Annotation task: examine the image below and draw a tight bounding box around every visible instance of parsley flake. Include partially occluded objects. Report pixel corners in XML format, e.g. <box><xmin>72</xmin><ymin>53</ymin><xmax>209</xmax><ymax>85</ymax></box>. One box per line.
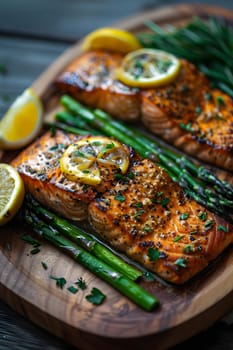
<box><xmin>180</xmin><ymin>213</ymin><xmax>189</xmax><ymax>220</ymax></box>
<box><xmin>41</xmin><ymin>261</ymin><xmax>48</xmax><ymax>270</ymax></box>
<box><xmin>183</xmin><ymin>245</ymin><xmax>194</xmax><ymax>254</ymax></box>
<box><xmin>67</xmin><ymin>286</ymin><xmax>79</xmax><ymax>294</ymax></box>
<box><xmin>204</xmin><ymin>220</ymin><xmax>214</xmax><ymax>230</ymax></box>
<box><xmin>21</xmin><ymin>234</ymin><xmax>41</xmax><ymax>247</ymax></box>
<box><xmin>148</xmin><ymin>248</ymin><xmax>160</xmax><ymax>261</ymax></box>
<box><xmin>50</xmin><ymin>275</ymin><xmax>67</xmax><ymax>289</ymax></box>
<box><xmin>217</xmin><ymin>225</ymin><xmax>228</xmax><ymax>233</ymax></box>
<box><xmin>75</xmin><ymin>277</ymin><xmax>87</xmax><ymax>290</ymax></box>
<box><xmin>173</xmin><ymin>235</ymin><xmax>184</xmax><ymax>242</ymax></box>
<box><xmin>30</xmin><ymin>247</ymin><xmax>40</xmax><ymax>255</ymax></box>
<box><xmin>114</xmin><ymin>195</ymin><xmax>125</xmax><ymax>202</ymax></box>
<box><xmin>127</xmin><ymin>172</ymin><xmax>135</xmax><ymax>179</ymax></box>
<box><xmin>85</xmin><ymin>287</ymin><xmax>106</xmax><ymax>305</ymax></box>
<box><xmin>174</xmin><ymin>258</ymin><xmax>187</xmax><ymax>268</ymax></box>
<box><xmin>197</xmin><ymin>211</ymin><xmax>207</xmax><ymax>221</ymax></box>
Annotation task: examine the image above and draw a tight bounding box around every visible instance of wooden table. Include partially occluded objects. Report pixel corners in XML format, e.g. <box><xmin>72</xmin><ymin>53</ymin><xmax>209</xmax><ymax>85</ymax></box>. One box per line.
<box><xmin>1</xmin><ymin>1</ymin><xmax>233</xmax><ymax>349</ymax></box>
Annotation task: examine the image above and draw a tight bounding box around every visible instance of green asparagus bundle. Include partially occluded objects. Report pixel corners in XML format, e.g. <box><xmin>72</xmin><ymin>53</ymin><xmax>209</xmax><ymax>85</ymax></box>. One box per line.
<box><xmin>26</xmin><ymin>195</ymin><xmax>142</xmax><ymax>281</ymax></box>
<box><xmin>24</xmin><ymin>204</ymin><xmax>158</xmax><ymax>311</ymax></box>
<box><xmin>54</xmin><ymin>95</ymin><xmax>233</xmax><ymax>223</ymax></box>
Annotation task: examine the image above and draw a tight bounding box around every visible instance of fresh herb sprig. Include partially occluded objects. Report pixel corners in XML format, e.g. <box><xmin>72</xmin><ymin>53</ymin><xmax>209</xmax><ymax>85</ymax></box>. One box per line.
<box><xmin>137</xmin><ymin>16</ymin><xmax>233</xmax><ymax>97</ymax></box>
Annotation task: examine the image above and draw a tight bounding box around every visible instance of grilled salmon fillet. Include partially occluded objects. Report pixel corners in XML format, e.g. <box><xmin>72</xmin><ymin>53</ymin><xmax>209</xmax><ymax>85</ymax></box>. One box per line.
<box><xmin>88</xmin><ymin>158</ymin><xmax>233</xmax><ymax>284</ymax></box>
<box><xmin>11</xmin><ymin>130</ymin><xmax>133</xmax><ymax>221</ymax></box>
<box><xmin>56</xmin><ymin>50</ymin><xmax>140</xmax><ymax>121</ymax></box>
<box><xmin>55</xmin><ymin>51</ymin><xmax>233</xmax><ymax>171</ymax></box>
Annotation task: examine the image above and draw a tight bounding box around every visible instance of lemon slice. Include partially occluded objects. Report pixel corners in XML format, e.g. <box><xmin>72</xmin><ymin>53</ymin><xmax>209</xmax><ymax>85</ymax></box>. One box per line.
<box><xmin>60</xmin><ymin>136</ymin><xmax>130</xmax><ymax>186</ymax></box>
<box><xmin>115</xmin><ymin>48</ymin><xmax>181</xmax><ymax>88</ymax></box>
<box><xmin>0</xmin><ymin>163</ymin><xmax>25</xmax><ymax>226</ymax></box>
<box><xmin>81</xmin><ymin>27</ymin><xmax>142</xmax><ymax>54</ymax></box>
<box><xmin>0</xmin><ymin>88</ymin><xmax>43</xmax><ymax>150</ymax></box>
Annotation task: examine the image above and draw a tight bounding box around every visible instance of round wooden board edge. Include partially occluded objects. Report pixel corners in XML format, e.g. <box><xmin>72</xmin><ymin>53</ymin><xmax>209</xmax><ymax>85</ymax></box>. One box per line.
<box><xmin>1</xmin><ymin>3</ymin><xmax>233</xmax><ymax>350</ymax></box>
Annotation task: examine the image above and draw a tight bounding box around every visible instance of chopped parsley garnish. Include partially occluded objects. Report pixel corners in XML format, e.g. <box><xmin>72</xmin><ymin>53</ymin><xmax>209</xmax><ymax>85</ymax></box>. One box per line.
<box><xmin>134</xmin><ymin>202</ymin><xmax>143</xmax><ymax>208</ymax></box>
<box><xmin>197</xmin><ymin>211</ymin><xmax>207</xmax><ymax>221</ymax></box>
<box><xmin>204</xmin><ymin>220</ymin><xmax>214</xmax><ymax>230</ymax></box>
<box><xmin>75</xmin><ymin>277</ymin><xmax>87</xmax><ymax>290</ymax></box>
<box><xmin>50</xmin><ymin>275</ymin><xmax>67</xmax><ymax>289</ymax></box>
<box><xmin>114</xmin><ymin>173</ymin><xmax>125</xmax><ymax>181</ymax></box>
<box><xmin>179</xmin><ymin>122</ymin><xmax>194</xmax><ymax>133</ymax></box>
<box><xmin>114</xmin><ymin>195</ymin><xmax>125</xmax><ymax>202</ymax></box>
<box><xmin>67</xmin><ymin>286</ymin><xmax>79</xmax><ymax>294</ymax></box>
<box><xmin>127</xmin><ymin>172</ymin><xmax>135</xmax><ymax>179</ymax></box>
<box><xmin>179</xmin><ymin>213</ymin><xmax>189</xmax><ymax>220</ymax></box>
<box><xmin>173</xmin><ymin>235</ymin><xmax>184</xmax><ymax>242</ymax></box>
<box><xmin>148</xmin><ymin>248</ymin><xmax>160</xmax><ymax>261</ymax></box>
<box><xmin>41</xmin><ymin>261</ymin><xmax>48</xmax><ymax>270</ymax></box>
<box><xmin>216</xmin><ymin>95</ymin><xmax>225</xmax><ymax>107</ymax></box>
<box><xmin>134</xmin><ymin>209</ymin><xmax>145</xmax><ymax>218</ymax></box>
<box><xmin>82</xmin><ymin>169</ymin><xmax>90</xmax><ymax>174</ymax></box>
<box><xmin>195</xmin><ymin>106</ymin><xmax>202</xmax><ymax>114</ymax></box>
<box><xmin>92</xmin><ymin>141</ymin><xmax>102</xmax><ymax>146</ymax></box>
<box><xmin>143</xmin><ymin>226</ymin><xmax>152</xmax><ymax>233</ymax></box>
<box><xmin>85</xmin><ymin>287</ymin><xmax>106</xmax><ymax>305</ymax></box>
<box><xmin>183</xmin><ymin>245</ymin><xmax>194</xmax><ymax>254</ymax></box>
<box><xmin>73</xmin><ymin>150</ymin><xmax>86</xmax><ymax>158</ymax></box>
<box><xmin>161</xmin><ymin>197</ymin><xmax>169</xmax><ymax>207</ymax></box>
<box><xmin>21</xmin><ymin>234</ymin><xmax>40</xmax><ymax>247</ymax></box>
<box><xmin>30</xmin><ymin>247</ymin><xmax>40</xmax><ymax>255</ymax></box>
<box><xmin>156</xmin><ymin>191</ymin><xmax>163</xmax><ymax>197</ymax></box>
<box><xmin>217</xmin><ymin>225</ymin><xmax>228</xmax><ymax>233</ymax></box>
<box><xmin>101</xmin><ymin>143</ymin><xmax>115</xmax><ymax>154</ymax></box>
<box><xmin>174</xmin><ymin>258</ymin><xmax>187</xmax><ymax>268</ymax></box>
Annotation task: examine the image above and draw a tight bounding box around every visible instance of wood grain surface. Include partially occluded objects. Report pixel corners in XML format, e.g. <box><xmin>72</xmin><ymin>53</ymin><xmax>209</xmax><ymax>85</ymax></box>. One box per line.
<box><xmin>1</xmin><ymin>3</ymin><xmax>233</xmax><ymax>350</ymax></box>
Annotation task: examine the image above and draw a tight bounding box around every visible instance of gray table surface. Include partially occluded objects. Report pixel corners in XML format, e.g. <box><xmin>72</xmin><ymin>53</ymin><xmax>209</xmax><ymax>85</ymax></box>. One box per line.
<box><xmin>1</xmin><ymin>1</ymin><xmax>233</xmax><ymax>349</ymax></box>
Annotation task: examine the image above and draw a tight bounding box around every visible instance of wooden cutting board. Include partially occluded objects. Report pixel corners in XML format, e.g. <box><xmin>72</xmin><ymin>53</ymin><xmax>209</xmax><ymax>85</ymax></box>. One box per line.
<box><xmin>1</xmin><ymin>4</ymin><xmax>233</xmax><ymax>350</ymax></box>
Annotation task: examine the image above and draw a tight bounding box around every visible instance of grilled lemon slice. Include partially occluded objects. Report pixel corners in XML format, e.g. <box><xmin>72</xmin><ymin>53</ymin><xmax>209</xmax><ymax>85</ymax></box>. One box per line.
<box><xmin>115</xmin><ymin>48</ymin><xmax>181</xmax><ymax>88</ymax></box>
<box><xmin>60</xmin><ymin>136</ymin><xmax>130</xmax><ymax>185</ymax></box>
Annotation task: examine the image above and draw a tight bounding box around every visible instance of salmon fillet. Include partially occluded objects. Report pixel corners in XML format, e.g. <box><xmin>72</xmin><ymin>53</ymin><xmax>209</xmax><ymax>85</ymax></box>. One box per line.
<box><xmin>11</xmin><ymin>130</ymin><xmax>133</xmax><ymax>221</ymax></box>
<box><xmin>88</xmin><ymin>158</ymin><xmax>233</xmax><ymax>284</ymax></box>
<box><xmin>55</xmin><ymin>51</ymin><xmax>233</xmax><ymax>171</ymax></box>
<box><xmin>56</xmin><ymin>50</ymin><xmax>140</xmax><ymax>121</ymax></box>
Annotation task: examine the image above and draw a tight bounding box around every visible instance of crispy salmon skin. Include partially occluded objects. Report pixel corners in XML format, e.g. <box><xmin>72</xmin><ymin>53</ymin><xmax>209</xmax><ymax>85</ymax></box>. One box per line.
<box><xmin>89</xmin><ymin>158</ymin><xmax>233</xmax><ymax>284</ymax></box>
<box><xmin>56</xmin><ymin>51</ymin><xmax>233</xmax><ymax>171</ymax></box>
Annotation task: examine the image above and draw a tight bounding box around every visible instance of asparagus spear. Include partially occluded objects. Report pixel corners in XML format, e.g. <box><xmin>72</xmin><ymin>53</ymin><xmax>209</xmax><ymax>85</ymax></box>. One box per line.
<box><xmin>26</xmin><ymin>195</ymin><xmax>142</xmax><ymax>281</ymax></box>
<box><xmin>24</xmin><ymin>209</ymin><xmax>159</xmax><ymax>311</ymax></box>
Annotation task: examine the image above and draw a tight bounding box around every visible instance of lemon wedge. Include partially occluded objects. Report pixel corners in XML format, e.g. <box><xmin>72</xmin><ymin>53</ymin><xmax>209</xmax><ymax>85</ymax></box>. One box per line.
<box><xmin>0</xmin><ymin>88</ymin><xmax>43</xmax><ymax>150</ymax></box>
<box><xmin>60</xmin><ymin>136</ymin><xmax>130</xmax><ymax>186</ymax></box>
<box><xmin>81</xmin><ymin>27</ymin><xmax>142</xmax><ymax>54</ymax></box>
<box><xmin>0</xmin><ymin>163</ymin><xmax>25</xmax><ymax>226</ymax></box>
<box><xmin>115</xmin><ymin>48</ymin><xmax>181</xmax><ymax>88</ymax></box>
